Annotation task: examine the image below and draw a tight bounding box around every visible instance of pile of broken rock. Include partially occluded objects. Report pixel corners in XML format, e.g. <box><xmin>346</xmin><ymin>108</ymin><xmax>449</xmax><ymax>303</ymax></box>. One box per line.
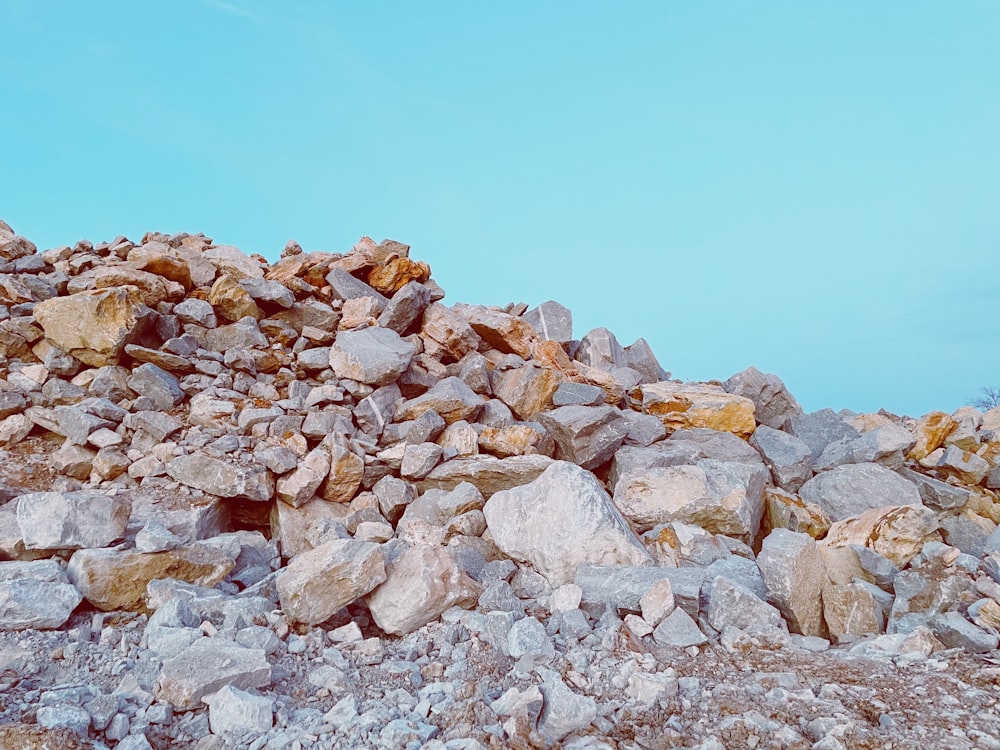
<box><xmin>1</xmin><ymin>217</ymin><xmax>1000</xmax><ymax>749</ymax></box>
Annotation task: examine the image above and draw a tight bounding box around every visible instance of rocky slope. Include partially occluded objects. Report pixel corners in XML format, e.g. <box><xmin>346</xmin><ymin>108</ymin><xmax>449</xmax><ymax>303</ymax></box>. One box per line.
<box><xmin>0</xmin><ymin>218</ymin><xmax>999</xmax><ymax>749</ymax></box>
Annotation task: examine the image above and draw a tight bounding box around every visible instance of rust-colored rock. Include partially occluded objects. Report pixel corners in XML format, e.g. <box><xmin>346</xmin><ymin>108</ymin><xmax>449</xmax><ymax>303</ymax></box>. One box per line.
<box><xmin>908</xmin><ymin>411</ymin><xmax>958</xmax><ymax>461</ymax></box>
<box><xmin>368</xmin><ymin>256</ymin><xmax>431</xmax><ymax>294</ymax></box>
<box><xmin>454</xmin><ymin>304</ymin><xmax>538</xmax><ymax>358</ymax></box>
<box><xmin>491</xmin><ymin>364</ymin><xmax>563</xmax><ymax>420</ymax></box>
<box><xmin>821</xmin><ymin>504</ymin><xmax>942</xmax><ymax>569</ymax></box>
<box><xmin>421</xmin><ymin>303</ymin><xmax>481</xmax><ymax>361</ymax></box>
<box><xmin>209</xmin><ymin>274</ymin><xmax>262</xmax><ymax>322</ymax></box>
<box><xmin>637</xmin><ymin>381</ymin><xmax>756</xmax><ymax>438</ymax></box>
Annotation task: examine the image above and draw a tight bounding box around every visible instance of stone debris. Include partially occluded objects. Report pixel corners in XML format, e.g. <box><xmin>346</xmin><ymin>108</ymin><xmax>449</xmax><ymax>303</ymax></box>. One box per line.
<box><xmin>0</xmin><ymin>220</ymin><xmax>998</xmax><ymax>748</ymax></box>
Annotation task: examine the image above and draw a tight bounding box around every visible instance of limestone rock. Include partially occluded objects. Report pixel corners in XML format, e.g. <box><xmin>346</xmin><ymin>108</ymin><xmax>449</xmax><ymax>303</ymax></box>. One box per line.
<box><xmin>322</xmin><ymin>440</ymin><xmax>365</xmax><ymax>504</ymax></box>
<box><xmin>366</xmin><ymin>545</ymin><xmax>480</xmax><ymax>635</ymax></box>
<box><xmin>203</xmin><ymin>685</ymin><xmax>274</xmax><ymax>735</ymax></box>
<box><xmin>420</xmin><ymin>303</ymin><xmax>481</xmax><ymax>361</ymax></box>
<box><xmin>705</xmin><ymin>576</ymin><xmax>785</xmax><ymax>633</ymax></box>
<box><xmin>575</xmin><ymin>327</ymin><xmax>627</xmax><ymax>372</ymax></box>
<box><xmin>328</xmin><ymin>326</ymin><xmax>415</xmax><ymax>387</ymax></box>
<box><xmin>395</xmin><ymin>376</ymin><xmax>485</xmax><ymax>424</ymax></box>
<box><xmin>536</xmin><ymin>405</ymin><xmax>629</xmax><ymax>470</ymax></box>
<box><xmin>652</xmin><ymin>607</ymin><xmax>707</xmax><ymax>648</ymax></box>
<box><xmin>724</xmin><ymin>366</ymin><xmax>801</xmax><ymax>430</ymax></box>
<box><xmin>638</xmin><ymin>381</ymin><xmax>756</xmax><ymax>438</ymax></box>
<box><xmin>16</xmin><ymin>491</ymin><xmax>130</xmax><ymax>550</ymax></box>
<box><xmin>66</xmin><ymin>543</ymin><xmax>234</xmax><ymax>611</ymax></box>
<box><xmin>763</xmin><ymin>487</ymin><xmax>831</xmax><ymax>539</ymax></box>
<box><xmin>750</xmin><ymin>426</ymin><xmax>813</xmax><ymax>492</ymax></box>
<box><xmin>936</xmin><ymin>445</ymin><xmax>990</xmax><ymax>485</ymax></box>
<box><xmin>0</xmin><ymin>560</ymin><xmax>82</xmax><ymax>630</ymax></box>
<box><xmin>798</xmin><ymin>463</ymin><xmax>921</xmax><ymax>523</ymax></box>
<box><xmin>483</xmin><ymin>461</ymin><xmax>651</xmax><ymax>586</ymax></box>
<box><xmin>127</xmin><ymin>363</ymin><xmax>184</xmax><ymax>409</ymax></box>
<box><xmin>491</xmin><ymin>364</ymin><xmax>564</xmax><ymax>420</ymax></box>
<box><xmin>523</xmin><ymin>300</ymin><xmax>573</xmax><ymax>342</ymax></box>
<box><xmin>757</xmin><ymin>529</ymin><xmax>827</xmax><ymax>637</ymax></box>
<box><xmin>156</xmin><ymin>639</ymin><xmax>271</xmax><ymax>711</ymax></box>
<box><xmin>908</xmin><ymin>411</ymin><xmax>957</xmax><ymax>461</ymax></box>
<box><xmin>208</xmin><ymin>274</ymin><xmax>261</xmax><ymax>322</ymax></box>
<box><xmin>0</xmin><ymin>219</ymin><xmax>37</xmax><ymax>261</ymax></box>
<box><xmin>897</xmin><ymin>467</ymin><xmax>971</xmax><ymax>510</ymax></box>
<box><xmin>276</xmin><ymin>538</ymin><xmax>386</xmax><ymax>625</ymax></box>
<box><xmin>377</xmin><ymin>281</ymin><xmax>431</xmax><ymax>334</ymax></box>
<box><xmin>788</xmin><ymin>409</ymin><xmax>860</xmax><ymax>462</ymax></box>
<box><xmin>823</xmin><ymin>581</ymin><xmax>883</xmax><ymax>644</ymax></box>
<box><xmin>33</xmin><ymin>287</ymin><xmax>152</xmax><ymax>366</ymax></box>
<box><xmin>454</xmin><ymin>303</ymin><xmax>538</xmax><ymax>358</ymax></box>
<box><xmin>612</xmin><ymin>459</ymin><xmax>767</xmax><ymax>540</ymax></box>
<box><xmin>276</xmin><ymin>447</ymin><xmax>330</xmax><ymax>508</ymax></box>
<box><xmin>821</xmin><ymin>504</ymin><xmax>942</xmax><ymax>568</ymax></box>
<box><xmin>536</xmin><ymin>672</ymin><xmax>597</xmax><ymax>746</ymax></box>
<box><xmin>166</xmin><ymin>453</ymin><xmax>274</xmax><ymax>502</ymax></box>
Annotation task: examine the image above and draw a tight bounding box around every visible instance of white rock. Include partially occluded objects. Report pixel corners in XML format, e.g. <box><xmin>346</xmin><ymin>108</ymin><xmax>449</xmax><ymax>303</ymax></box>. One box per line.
<box><xmin>203</xmin><ymin>684</ymin><xmax>274</xmax><ymax>735</ymax></box>
<box><xmin>16</xmin><ymin>490</ymin><xmax>131</xmax><ymax>550</ymax></box>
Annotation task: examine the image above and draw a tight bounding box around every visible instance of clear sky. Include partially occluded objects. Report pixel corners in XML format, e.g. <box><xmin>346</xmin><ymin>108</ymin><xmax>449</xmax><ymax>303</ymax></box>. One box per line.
<box><xmin>2</xmin><ymin>1</ymin><xmax>998</xmax><ymax>418</ymax></box>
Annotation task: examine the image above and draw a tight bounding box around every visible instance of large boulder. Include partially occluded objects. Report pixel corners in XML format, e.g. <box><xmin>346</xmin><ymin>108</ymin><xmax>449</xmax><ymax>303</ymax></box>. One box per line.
<box><xmin>166</xmin><ymin>453</ymin><xmax>274</xmax><ymax>502</ymax></box>
<box><xmin>757</xmin><ymin>529</ymin><xmax>827</xmax><ymax>637</ymax></box>
<box><xmin>395</xmin><ymin>376</ymin><xmax>485</xmax><ymax>425</ymax></box>
<box><xmin>483</xmin><ymin>461</ymin><xmax>651</xmax><ymax>586</ymax></box>
<box><xmin>416</xmin><ymin>454</ymin><xmax>555</xmax><ymax>497</ymax></box>
<box><xmin>155</xmin><ymin>640</ymin><xmax>271</xmax><ymax>711</ymax></box>
<box><xmin>750</xmin><ymin>425</ymin><xmax>812</xmax><ymax>492</ymax></box>
<box><xmin>821</xmin><ymin>504</ymin><xmax>942</xmax><ymax>568</ymax></box>
<box><xmin>637</xmin><ymin>381</ymin><xmax>756</xmax><ymax>438</ymax></box>
<box><xmin>724</xmin><ymin>366</ymin><xmax>801</xmax><ymax>430</ymax></box>
<box><xmin>16</xmin><ymin>491</ymin><xmax>131</xmax><ymax>550</ymax></box>
<box><xmin>0</xmin><ymin>560</ymin><xmax>82</xmax><ymax>630</ymax></box>
<box><xmin>798</xmin><ymin>463</ymin><xmax>921</xmax><ymax>522</ymax></box>
<box><xmin>33</xmin><ymin>287</ymin><xmax>152</xmax><ymax>366</ymax></box>
<box><xmin>536</xmin><ymin>405</ymin><xmax>629</xmax><ymax>470</ymax></box>
<box><xmin>328</xmin><ymin>326</ymin><xmax>415</xmax><ymax>386</ymax></box>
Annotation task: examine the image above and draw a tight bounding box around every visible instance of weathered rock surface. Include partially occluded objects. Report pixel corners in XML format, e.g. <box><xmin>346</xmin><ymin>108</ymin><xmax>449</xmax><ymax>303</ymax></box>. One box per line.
<box><xmin>156</xmin><ymin>639</ymin><xmax>271</xmax><ymax>711</ymax></box>
<box><xmin>0</xmin><ymin>560</ymin><xmax>82</xmax><ymax>629</ymax></box>
<box><xmin>638</xmin><ymin>381</ymin><xmax>756</xmax><ymax>437</ymax></box>
<box><xmin>327</xmin><ymin>326</ymin><xmax>415</xmax><ymax>386</ymax></box>
<box><xmin>757</xmin><ymin>529</ymin><xmax>827</xmax><ymax>637</ymax></box>
<box><xmin>798</xmin><ymin>462</ymin><xmax>921</xmax><ymax>522</ymax></box>
<box><xmin>16</xmin><ymin>491</ymin><xmax>130</xmax><ymax>550</ymax></box>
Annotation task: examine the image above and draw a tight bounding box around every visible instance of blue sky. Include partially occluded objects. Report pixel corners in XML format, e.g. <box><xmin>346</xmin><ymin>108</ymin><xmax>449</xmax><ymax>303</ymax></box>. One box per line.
<box><xmin>2</xmin><ymin>1</ymin><xmax>998</xmax><ymax>418</ymax></box>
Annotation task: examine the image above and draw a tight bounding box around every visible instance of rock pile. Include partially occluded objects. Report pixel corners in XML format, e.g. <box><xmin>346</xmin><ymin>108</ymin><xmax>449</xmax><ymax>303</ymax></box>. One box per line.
<box><xmin>1</xmin><ymin>218</ymin><xmax>1000</xmax><ymax>748</ymax></box>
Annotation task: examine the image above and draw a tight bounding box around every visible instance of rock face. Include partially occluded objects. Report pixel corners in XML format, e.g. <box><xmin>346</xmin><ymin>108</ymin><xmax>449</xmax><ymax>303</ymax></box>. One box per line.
<box><xmin>724</xmin><ymin>366</ymin><xmax>801</xmax><ymax>430</ymax></box>
<box><xmin>484</xmin><ymin>461</ymin><xmax>651</xmax><ymax>585</ymax></box>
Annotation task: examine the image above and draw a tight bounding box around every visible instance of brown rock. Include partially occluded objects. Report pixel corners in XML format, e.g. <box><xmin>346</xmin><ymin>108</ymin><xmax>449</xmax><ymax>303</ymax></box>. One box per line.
<box><xmin>368</xmin><ymin>256</ymin><xmax>431</xmax><ymax>294</ymax></box>
<box><xmin>908</xmin><ymin>411</ymin><xmax>958</xmax><ymax>461</ymax></box>
<box><xmin>454</xmin><ymin>304</ymin><xmax>538</xmax><ymax>358</ymax></box>
<box><xmin>127</xmin><ymin>242</ymin><xmax>194</xmax><ymax>289</ymax></box>
<box><xmin>420</xmin><ymin>303</ymin><xmax>481</xmax><ymax>361</ymax></box>
<box><xmin>93</xmin><ymin>267</ymin><xmax>185</xmax><ymax>306</ymax></box>
<box><xmin>637</xmin><ymin>381</ymin><xmax>756</xmax><ymax>438</ymax></box>
<box><xmin>270</xmin><ymin>497</ymin><xmax>350</xmax><ymax>559</ymax></box>
<box><xmin>823</xmin><ymin>581</ymin><xmax>883</xmax><ymax>644</ymax></box>
<box><xmin>66</xmin><ymin>543</ymin><xmax>234</xmax><ymax>612</ymax></box>
<box><xmin>763</xmin><ymin>487</ymin><xmax>831</xmax><ymax>539</ymax></box>
<box><xmin>0</xmin><ymin>220</ymin><xmax>37</xmax><ymax>261</ymax></box>
<box><xmin>124</xmin><ymin>344</ymin><xmax>196</xmax><ymax>373</ymax></box>
<box><xmin>822</xmin><ymin>504</ymin><xmax>942</xmax><ymax>568</ymax></box>
<box><xmin>478</xmin><ymin>425</ymin><xmax>548</xmax><ymax>457</ymax></box>
<box><xmin>416</xmin><ymin>454</ymin><xmax>555</xmax><ymax>498</ymax></box>
<box><xmin>209</xmin><ymin>274</ymin><xmax>262</xmax><ymax>322</ymax></box>
<box><xmin>33</xmin><ymin>287</ymin><xmax>152</xmax><ymax>367</ymax></box>
<box><xmin>491</xmin><ymin>364</ymin><xmax>563</xmax><ymax>420</ymax></box>
<box><xmin>322</xmin><ymin>439</ymin><xmax>364</xmax><ymax>503</ymax></box>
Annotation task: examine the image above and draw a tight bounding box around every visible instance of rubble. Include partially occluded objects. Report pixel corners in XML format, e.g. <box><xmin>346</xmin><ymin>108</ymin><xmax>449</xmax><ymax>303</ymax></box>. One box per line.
<box><xmin>0</xmin><ymin>220</ymin><xmax>999</xmax><ymax>748</ymax></box>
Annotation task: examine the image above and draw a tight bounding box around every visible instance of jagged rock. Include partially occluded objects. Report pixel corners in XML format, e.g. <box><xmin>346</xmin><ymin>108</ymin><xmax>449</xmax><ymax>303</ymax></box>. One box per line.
<box><xmin>33</xmin><ymin>287</ymin><xmax>152</xmax><ymax>366</ymax></box>
<box><xmin>270</xmin><ymin>497</ymin><xmax>350</xmax><ymax>560</ymax></box>
<box><xmin>523</xmin><ymin>300</ymin><xmax>573</xmax><ymax>342</ymax></box>
<box><xmin>454</xmin><ymin>303</ymin><xmax>537</xmax><ymax>358</ymax></box>
<box><xmin>208</xmin><ymin>274</ymin><xmax>261</xmax><ymax>322</ymax></box>
<box><xmin>612</xmin><ymin>459</ymin><xmax>767</xmax><ymax>540</ymax></box>
<box><xmin>276</xmin><ymin>538</ymin><xmax>386</xmax><ymax>625</ymax></box>
<box><xmin>326</xmin><ymin>267</ymin><xmax>388</xmax><ymax>310</ymax></box>
<box><xmin>166</xmin><ymin>453</ymin><xmax>274</xmax><ymax>502</ymax></box>
<box><xmin>652</xmin><ymin>607</ymin><xmax>707</xmax><ymax>648</ymax></box>
<box><xmin>798</xmin><ymin>463</ymin><xmax>921</xmax><ymax>522</ymax></box>
<box><xmin>239</xmin><ymin>277</ymin><xmax>294</xmax><ymax>308</ymax></box>
<box><xmin>396</xmin><ymin>376</ymin><xmax>485</xmax><ymax>425</ymax></box>
<box><xmin>668</xmin><ymin>427</ymin><xmax>764</xmax><ymax>465</ymax></box>
<box><xmin>814</xmin><ymin>425</ymin><xmax>918</xmax><ymax>472</ymax></box>
<box><xmin>575</xmin><ymin>327</ymin><xmax>627</xmax><ymax>372</ymax></box>
<box><xmin>0</xmin><ymin>560</ymin><xmax>82</xmax><ymax>629</ymax></box>
<box><xmin>484</xmin><ymin>461</ymin><xmax>651</xmax><ymax>585</ymax></box>
<box><xmin>637</xmin><ymin>381</ymin><xmax>756</xmax><ymax>438</ymax></box>
<box><xmin>377</xmin><ymin>281</ymin><xmax>431</xmax><ymax>334</ymax></box>
<box><xmin>536</xmin><ymin>671</ymin><xmax>597</xmax><ymax>746</ymax></box>
<box><xmin>787</xmin><ymin>409</ymin><xmax>860</xmax><ymax>462</ymax></box>
<box><xmin>491</xmin><ymin>364</ymin><xmax>564</xmax><ymax>420</ymax></box>
<box><xmin>822</xmin><ymin>504</ymin><xmax>941</xmax><ymax>568</ymax></box>
<box><xmin>536</xmin><ymin>405</ymin><xmax>629</xmax><ymax>470</ymax></box>
<box><xmin>322</xmin><ymin>439</ymin><xmax>365</xmax><ymax>504</ymax></box>
<box><xmin>757</xmin><ymin>529</ymin><xmax>827</xmax><ymax>637</ymax></box>
<box><xmin>552</xmin><ymin>381</ymin><xmax>605</xmax><ymax>407</ymax></box>
<box><xmin>936</xmin><ymin>445</ymin><xmax>990</xmax><ymax>485</ymax></box>
<box><xmin>908</xmin><ymin>411</ymin><xmax>957</xmax><ymax>461</ymax></box>
<box><xmin>723</xmin><ymin>366</ymin><xmax>801</xmax><ymax>430</ymax></box>
<box><xmin>929</xmin><ymin>611</ymin><xmax>999</xmax><ymax>653</ymax></box>
<box><xmin>623</xmin><ymin>338</ymin><xmax>669</xmax><ymax>384</ymax></box>
<box><xmin>66</xmin><ymin>543</ymin><xmax>234</xmax><ymax>611</ymax></box>
<box><xmin>750</xmin><ymin>426</ymin><xmax>813</xmax><ymax>492</ymax></box>
<box><xmin>155</xmin><ymin>639</ymin><xmax>271</xmax><ymax>711</ymax></box>
<box><xmin>0</xmin><ymin>219</ymin><xmax>37</xmax><ymax>261</ymax></box>
<box><xmin>203</xmin><ymin>685</ymin><xmax>274</xmax><ymax>735</ymax></box>
<box><xmin>276</xmin><ymin>447</ymin><xmax>330</xmax><ymax>507</ymax></box>
<box><xmin>897</xmin><ymin>468</ymin><xmax>971</xmax><ymax>510</ymax></box>
<box><xmin>420</xmin><ymin>303</ymin><xmax>480</xmax><ymax>360</ymax></box>
<box><xmin>128</xmin><ymin>363</ymin><xmax>184</xmax><ymax>409</ymax></box>
<box><xmin>366</xmin><ymin>545</ymin><xmax>480</xmax><ymax>635</ymax></box>
<box><xmin>0</xmin><ymin>413</ymin><xmax>32</xmax><ymax>445</ymax></box>
<box><xmin>327</xmin><ymin>326</ymin><xmax>415</xmax><ymax>386</ymax></box>
<box><xmin>16</xmin><ymin>491</ymin><xmax>130</xmax><ymax>550</ymax></box>
<box><xmin>763</xmin><ymin>487</ymin><xmax>831</xmax><ymax>539</ymax></box>
<box><xmin>705</xmin><ymin>576</ymin><xmax>785</xmax><ymax>633</ymax></box>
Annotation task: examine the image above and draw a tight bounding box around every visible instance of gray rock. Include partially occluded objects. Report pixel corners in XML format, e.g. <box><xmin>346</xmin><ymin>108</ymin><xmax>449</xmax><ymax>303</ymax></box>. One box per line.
<box><xmin>128</xmin><ymin>363</ymin><xmax>184</xmax><ymax>409</ymax></box>
<box><xmin>325</xmin><ymin>267</ymin><xmax>388</xmax><ymax>311</ymax></box>
<box><xmin>0</xmin><ymin>560</ymin><xmax>82</xmax><ymax>629</ymax></box>
<box><xmin>328</xmin><ymin>326</ymin><xmax>415</xmax><ymax>386</ymax></box>
<box><xmin>400</xmin><ymin>442</ymin><xmax>443</xmax><ymax>480</ymax></box>
<box><xmin>814</xmin><ymin>425</ymin><xmax>916</xmax><ymax>471</ymax></box>
<box><xmin>668</xmin><ymin>428</ymin><xmax>764</xmax><ymax>465</ymax></box>
<box><xmin>535</xmin><ymin>671</ymin><xmax>597</xmax><ymax>745</ymax></box>
<box><xmin>724</xmin><ymin>366</ymin><xmax>801</xmax><ymax>430</ymax></box>
<box><xmin>536</xmin><ymin>405</ymin><xmax>629</xmax><ymax>470</ymax></box>
<box><xmin>378</xmin><ymin>281</ymin><xmax>431</xmax><ymax>334</ymax></box>
<box><xmin>124</xmin><ymin>411</ymin><xmax>183</xmax><ymax>442</ymax></box>
<box><xmin>706</xmin><ymin>576</ymin><xmax>785</xmax><ymax>633</ymax></box>
<box><xmin>155</xmin><ymin>639</ymin><xmax>271</xmax><ymax>711</ymax></box>
<box><xmin>417</xmin><ymin>454</ymin><xmax>555</xmax><ymax>497</ymax></box>
<box><xmin>624</xmin><ymin>337</ymin><xmax>669</xmax><ymax>384</ymax></box>
<box><xmin>277</xmin><ymin>538</ymin><xmax>386</xmax><ymax>625</ymax></box>
<box><xmin>54</xmin><ymin>405</ymin><xmax>114</xmax><ymax>445</ymax></box>
<box><xmin>507</xmin><ymin>616</ymin><xmax>554</xmax><ymax>660</ymax></box>
<box><xmin>897</xmin><ymin>468</ymin><xmax>971</xmax><ymax>510</ymax></box>
<box><xmin>135</xmin><ymin>519</ymin><xmax>184</xmax><ymax>553</ymax></box>
<box><xmin>203</xmin><ymin>684</ymin><xmax>274</xmax><ymax>734</ymax></box>
<box><xmin>523</xmin><ymin>300</ymin><xmax>573</xmax><ymax>342</ymax></box>
<box><xmin>174</xmin><ymin>298</ymin><xmax>218</xmax><ymax>327</ymax></box>
<box><xmin>757</xmin><ymin>529</ymin><xmax>827</xmax><ymax>637</ymax></box>
<box><xmin>552</xmin><ymin>381</ymin><xmax>605</xmax><ymax>407</ymax></box>
<box><xmin>275</xmin><ymin>447</ymin><xmax>330</xmax><ymax>508</ymax></box>
<box><xmin>652</xmin><ymin>607</ymin><xmax>707</xmax><ymax>648</ymax></box>
<box><xmin>620</xmin><ymin>411</ymin><xmax>667</xmax><ymax>447</ymax></box>
<box><xmin>929</xmin><ymin>611</ymin><xmax>999</xmax><ymax>653</ymax></box>
<box><xmin>353</xmin><ymin>384</ymin><xmax>403</xmax><ymax>438</ymax></box>
<box><xmin>366</xmin><ymin>545</ymin><xmax>480</xmax><ymax>635</ymax></box>
<box><xmin>239</xmin><ymin>277</ymin><xmax>294</xmax><ymax>308</ymax></box>
<box><xmin>204</xmin><ymin>317</ymin><xmax>268</xmax><ymax>351</ymax></box>
<box><xmin>936</xmin><ymin>445</ymin><xmax>991</xmax><ymax>485</ymax></box>
<box><xmin>395</xmin><ymin>376</ymin><xmax>485</xmax><ymax>425</ymax></box>
<box><xmin>483</xmin><ymin>461</ymin><xmax>651</xmax><ymax>586</ymax></box>
<box><xmin>788</xmin><ymin>409</ymin><xmax>860</xmax><ymax>462</ymax></box>
<box><xmin>166</xmin><ymin>453</ymin><xmax>274</xmax><ymax>502</ymax></box>
<box><xmin>575</xmin><ymin>564</ymin><xmax>705</xmax><ymax>618</ymax></box>
<box><xmin>575</xmin><ymin>327</ymin><xmax>627</xmax><ymax>372</ymax></box>
<box><xmin>939</xmin><ymin>514</ymin><xmax>992</xmax><ymax>558</ymax></box>
<box><xmin>37</xmin><ymin>704</ymin><xmax>91</xmax><ymax>736</ymax></box>
<box><xmin>750</xmin><ymin>425</ymin><xmax>813</xmax><ymax>492</ymax></box>
<box><xmin>608</xmin><ymin>443</ymin><xmax>702</xmax><ymax>489</ymax></box>
<box><xmin>16</xmin><ymin>490</ymin><xmax>131</xmax><ymax>549</ymax></box>
<box><xmin>0</xmin><ymin>390</ymin><xmax>27</xmax><ymax>419</ymax></box>
<box><xmin>799</xmin><ymin>463</ymin><xmax>921</xmax><ymax>522</ymax></box>
<box><xmin>373</xmin><ymin>475</ymin><xmax>416</xmax><ymax>522</ymax></box>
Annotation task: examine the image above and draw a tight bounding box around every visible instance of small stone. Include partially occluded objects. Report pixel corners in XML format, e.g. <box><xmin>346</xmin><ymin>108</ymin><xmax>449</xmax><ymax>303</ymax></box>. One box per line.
<box><xmin>203</xmin><ymin>685</ymin><xmax>274</xmax><ymax>735</ymax></box>
<box><xmin>155</xmin><ymin>640</ymin><xmax>271</xmax><ymax>711</ymax></box>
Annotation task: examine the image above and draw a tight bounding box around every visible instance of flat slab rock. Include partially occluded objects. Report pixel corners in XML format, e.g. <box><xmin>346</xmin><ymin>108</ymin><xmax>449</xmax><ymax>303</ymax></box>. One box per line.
<box><xmin>155</xmin><ymin>638</ymin><xmax>271</xmax><ymax>711</ymax></box>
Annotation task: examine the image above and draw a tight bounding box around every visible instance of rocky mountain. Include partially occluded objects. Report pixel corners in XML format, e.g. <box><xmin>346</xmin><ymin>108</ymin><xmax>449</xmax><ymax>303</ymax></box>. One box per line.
<box><xmin>1</xmin><ymin>218</ymin><xmax>999</xmax><ymax>749</ymax></box>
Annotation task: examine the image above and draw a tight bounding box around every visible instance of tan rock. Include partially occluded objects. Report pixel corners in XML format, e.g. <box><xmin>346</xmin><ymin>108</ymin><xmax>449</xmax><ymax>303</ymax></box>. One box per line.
<box><xmin>33</xmin><ymin>287</ymin><xmax>152</xmax><ymax>366</ymax></box>
<box><xmin>417</xmin><ymin>454</ymin><xmax>555</xmax><ymax>498</ymax></box>
<box><xmin>823</xmin><ymin>581</ymin><xmax>883</xmax><ymax>644</ymax></box>
<box><xmin>270</xmin><ymin>497</ymin><xmax>350</xmax><ymax>559</ymax></box>
<box><xmin>478</xmin><ymin>425</ymin><xmax>547</xmax><ymax>457</ymax></box>
<box><xmin>763</xmin><ymin>487</ymin><xmax>831</xmax><ymax>539</ymax></box>
<box><xmin>757</xmin><ymin>529</ymin><xmax>828</xmax><ymax>637</ymax></box>
<box><xmin>491</xmin><ymin>364</ymin><xmax>563</xmax><ymax>420</ymax></box>
<box><xmin>123</xmin><ymin>344</ymin><xmax>196</xmax><ymax>373</ymax></box>
<box><xmin>276</xmin><ymin>538</ymin><xmax>386</xmax><ymax>625</ymax></box>
<box><xmin>338</xmin><ymin>296</ymin><xmax>381</xmax><ymax>330</ymax></box>
<box><xmin>66</xmin><ymin>543</ymin><xmax>234</xmax><ymax>611</ymax></box>
<box><xmin>420</xmin><ymin>303</ymin><xmax>481</xmax><ymax>361</ymax></box>
<box><xmin>438</xmin><ymin>420</ymin><xmax>479</xmax><ymax>457</ymax></box>
<box><xmin>0</xmin><ymin>219</ymin><xmax>37</xmax><ymax>261</ymax></box>
<box><xmin>367</xmin><ymin>256</ymin><xmax>430</xmax><ymax>294</ymax></box>
<box><xmin>208</xmin><ymin>274</ymin><xmax>262</xmax><ymax>322</ymax></box>
<box><xmin>908</xmin><ymin>411</ymin><xmax>957</xmax><ymax>461</ymax></box>
<box><xmin>531</xmin><ymin>341</ymin><xmax>625</xmax><ymax>404</ymax></box>
<box><xmin>821</xmin><ymin>504</ymin><xmax>942</xmax><ymax>568</ymax></box>
<box><xmin>637</xmin><ymin>381</ymin><xmax>756</xmax><ymax>438</ymax></box>
<box><xmin>93</xmin><ymin>267</ymin><xmax>185</xmax><ymax>306</ymax></box>
<box><xmin>366</xmin><ymin>545</ymin><xmax>480</xmax><ymax>635</ymax></box>
<box><xmin>276</xmin><ymin>447</ymin><xmax>331</xmax><ymax>507</ymax></box>
<box><xmin>127</xmin><ymin>242</ymin><xmax>194</xmax><ymax>290</ymax></box>
<box><xmin>453</xmin><ymin>304</ymin><xmax>538</xmax><ymax>358</ymax></box>
<box><xmin>395</xmin><ymin>377</ymin><xmax>485</xmax><ymax>425</ymax></box>
<box><xmin>321</xmin><ymin>439</ymin><xmax>364</xmax><ymax>504</ymax></box>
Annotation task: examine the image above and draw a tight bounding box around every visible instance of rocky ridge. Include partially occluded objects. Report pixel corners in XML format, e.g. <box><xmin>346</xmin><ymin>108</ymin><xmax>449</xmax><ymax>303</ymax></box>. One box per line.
<box><xmin>0</xmin><ymin>218</ymin><xmax>999</xmax><ymax>748</ymax></box>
